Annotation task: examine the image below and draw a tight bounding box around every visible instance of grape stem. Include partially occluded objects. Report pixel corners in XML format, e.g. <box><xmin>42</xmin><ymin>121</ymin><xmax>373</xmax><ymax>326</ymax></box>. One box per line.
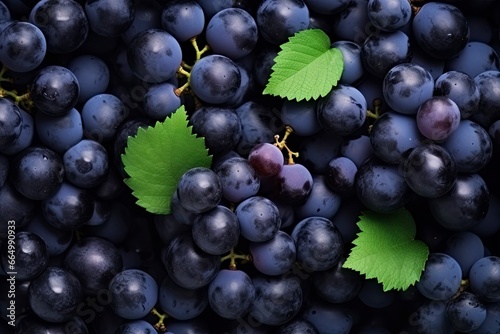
<box><xmin>220</xmin><ymin>248</ymin><xmax>251</xmax><ymax>270</ymax></box>
<box><xmin>151</xmin><ymin>307</ymin><xmax>168</xmax><ymax>332</ymax></box>
<box><xmin>174</xmin><ymin>36</ymin><xmax>210</xmax><ymax>97</ymax></box>
<box><xmin>366</xmin><ymin>98</ymin><xmax>383</xmax><ymax>120</ymax></box>
<box><xmin>190</xmin><ymin>37</ymin><xmax>210</xmax><ymax>61</ymax></box>
<box><xmin>0</xmin><ymin>65</ymin><xmax>34</xmax><ymax>111</ymax></box>
<box><xmin>274</xmin><ymin>126</ymin><xmax>299</xmax><ymax>164</ymax></box>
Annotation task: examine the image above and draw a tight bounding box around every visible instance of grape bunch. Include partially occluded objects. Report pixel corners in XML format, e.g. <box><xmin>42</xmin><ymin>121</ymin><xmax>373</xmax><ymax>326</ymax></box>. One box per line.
<box><xmin>0</xmin><ymin>0</ymin><xmax>500</xmax><ymax>333</ymax></box>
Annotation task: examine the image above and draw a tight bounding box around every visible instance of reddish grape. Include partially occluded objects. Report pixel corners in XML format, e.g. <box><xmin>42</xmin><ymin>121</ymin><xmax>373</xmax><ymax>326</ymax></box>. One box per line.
<box><xmin>247</xmin><ymin>142</ymin><xmax>284</xmax><ymax>177</ymax></box>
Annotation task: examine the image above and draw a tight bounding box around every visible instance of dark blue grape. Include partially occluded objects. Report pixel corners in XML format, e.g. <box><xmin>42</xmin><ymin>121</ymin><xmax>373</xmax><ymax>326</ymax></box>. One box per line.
<box><xmin>10</xmin><ymin>146</ymin><xmax>64</xmax><ymax>201</ymax></box>
<box><xmin>249</xmin><ymin>275</ymin><xmax>302</xmax><ymax>326</ymax></box>
<box><xmin>67</xmin><ymin>54</ymin><xmax>110</xmax><ymax>104</ymax></box>
<box><xmin>236</xmin><ymin>195</ymin><xmax>281</xmax><ymax>242</ymax></box>
<box><xmin>361</xmin><ymin>30</ymin><xmax>412</xmax><ymax>79</ymax></box>
<box><xmin>0</xmin><ymin>1</ymin><xmax>10</xmax><ymax>21</ymax></box>
<box><xmin>162</xmin><ymin>233</ymin><xmax>220</xmax><ymax>289</ymax></box>
<box><xmin>445</xmin><ymin>41</ymin><xmax>500</xmax><ymax>78</ymax></box>
<box><xmin>256</xmin><ymin>0</ymin><xmax>309</xmax><ymax>45</ymax></box>
<box><xmin>195</xmin><ymin>0</ymin><xmax>234</xmax><ymax>19</ymax></box>
<box><xmin>161</xmin><ymin>0</ymin><xmax>205</xmax><ymax>42</ymax></box>
<box><xmin>154</xmin><ymin>213</ymin><xmax>191</xmax><ymax>245</ymax></box>
<box><xmin>143</xmin><ymin>82</ymin><xmax>181</xmax><ymax>120</ymax></box>
<box><xmin>82</xmin><ymin>93</ymin><xmax>128</xmax><ymax>143</ymax></box>
<box><xmin>252</xmin><ymin>45</ymin><xmax>278</xmax><ymax>87</ymax></box>
<box><xmin>190</xmin><ymin>106</ymin><xmax>242</xmax><ymax>155</ymax></box>
<box><xmin>83</xmin><ymin>200</ymin><xmax>131</xmax><ymax>245</ymax></box>
<box><xmin>411</xmin><ymin>44</ymin><xmax>445</xmax><ymax>80</ymax></box>
<box><xmin>35</xmin><ymin>107</ymin><xmax>83</xmax><ymax>154</ymax></box>
<box><xmin>121</xmin><ymin>0</ymin><xmax>161</xmax><ymax>44</ymax></box>
<box><xmin>291</xmin><ymin>216</ymin><xmax>344</xmax><ymax>272</ymax></box>
<box><xmin>177</xmin><ymin>167</ymin><xmax>223</xmax><ymax>214</ymax></box>
<box><xmin>208</xmin><ymin>269</ymin><xmax>255</xmax><ymax>319</ymax></box>
<box><xmin>357</xmin><ymin>278</ymin><xmax>395</xmax><ymax>308</ymax></box>
<box><xmin>304</xmin><ymin>0</ymin><xmax>349</xmax><ymax>15</ymax></box>
<box><xmin>367</xmin><ymin>0</ymin><xmax>411</xmax><ymax>31</ymax></box>
<box><xmin>331</xmin><ymin>40</ymin><xmax>363</xmax><ymax>85</ymax></box>
<box><xmin>23</xmin><ymin>213</ymin><xmax>73</xmax><ymax>256</ymax></box>
<box><xmin>116</xmin><ymin>320</ymin><xmax>158</xmax><ymax>334</ymax></box>
<box><xmin>441</xmin><ymin>119</ymin><xmax>492</xmax><ymax>173</ymax></box>
<box><xmin>165</xmin><ymin>319</ymin><xmax>210</xmax><ymax>334</ymax></box>
<box><xmin>355</xmin><ymin>157</ymin><xmax>410</xmax><ymax>213</ymax></box>
<box><xmin>295</xmin><ymin>175</ymin><xmax>342</xmax><ymax>220</ymax></box>
<box><xmin>470</xmin><ymin>302</ymin><xmax>500</xmax><ymax>334</ymax></box>
<box><xmin>471</xmin><ymin>70</ymin><xmax>500</xmax><ymax>128</ymax></box>
<box><xmin>16</xmin><ymin>313</ymin><xmax>89</xmax><ymax>334</ymax></box>
<box><xmin>325</xmin><ymin>156</ymin><xmax>357</xmax><ymax>194</ymax></box>
<box><xmin>206</xmin><ymin>7</ymin><xmax>258</xmax><ymax>60</ymax></box>
<box><xmin>190</xmin><ymin>54</ymin><xmax>241</xmax><ymax>104</ymax></box>
<box><xmin>64</xmin><ymin>236</ymin><xmax>123</xmax><ymax>295</ymax></box>
<box><xmin>108</xmin><ymin>269</ymin><xmax>158</xmax><ymax>319</ymax></box>
<box><xmin>1</xmin><ymin>231</ymin><xmax>48</xmax><ymax>281</ymax></box>
<box><xmin>0</xmin><ymin>181</ymin><xmax>35</xmax><ymax>231</ymax></box>
<box><xmin>469</xmin><ymin>256</ymin><xmax>500</xmax><ymax>303</ymax></box>
<box><xmin>192</xmin><ymin>205</ymin><xmax>240</xmax><ymax>255</ymax></box>
<box><xmin>297</xmin><ymin>130</ymin><xmax>343</xmax><ymax>174</ymax></box>
<box><xmin>407</xmin><ymin>300</ymin><xmax>455</xmax><ymax>333</ymax></box>
<box><xmin>216</xmin><ymin>157</ymin><xmax>260</xmax><ymax>203</ymax></box>
<box><xmin>279</xmin><ymin>319</ymin><xmax>318</xmax><ymax>334</ymax></box>
<box><xmin>301</xmin><ymin>299</ymin><xmax>353</xmax><ymax>334</ymax></box>
<box><xmin>0</xmin><ymin>98</ymin><xmax>22</xmax><ymax>151</ymax></box>
<box><xmin>1</xmin><ymin>108</ymin><xmax>34</xmax><ymax>156</ymax></box>
<box><xmin>472</xmin><ymin>194</ymin><xmax>500</xmax><ymax>239</ymax></box>
<box><xmin>331</xmin><ymin>0</ymin><xmax>376</xmax><ymax>44</ymax></box>
<box><xmin>249</xmin><ymin>230</ymin><xmax>296</xmax><ymax>275</ymax></box>
<box><xmin>274</xmin><ymin>163</ymin><xmax>313</xmax><ymax>204</ymax></box>
<box><xmin>170</xmin><ymin>189</ymin><xmax>199</xmax><ymax>226</ymax></box>
<box><xmin>159</xmin><ymin>275</ymin><xmax>208</xmax><ymax>320</ymax></box>
<box><xmin>84</xmin><ymin>0</ymin><xmax>135</xmax><ymax>37</ymax></box>
<box><xmin>446</xmin><ymin>291</ymin><xmax>486</xmax><ymax>332</ymax></box>
<box><xmin>340</xmin><ymin>135</ymin><xmax>373</xmax><ymax>168</ymax></box>
<box><xmin>280</xmin><ymin>99</ymin><xmax>321</xmax><ymax>137</ymax></box>
<box><xmin>383</xmin><ymin>62</ymin><xmax>435</xmax><ymax>115</ymax></box>
<box><xmin>28</xmin><ymin>266</ymin><xmax>82</xmax><ymax>322</ymax></box>
<box><xmin>434</xmin><ymin>70</ymin><xmax>480</xmax><ymax>119</ymax></box>
<box><xmin>0</xmin><ymin>154</ymin><xmax>7</xmax><ymax>188</ymax></box>
<box><xmin>428</xmin><ymin>173</ymin><xmax>489</xmax><ymax>231</ymax></box>
<box><xmin>235</xmin><ymin>101</ymin><xmax>283</xmax><ymax>155</ymax></box>
<box><xmin>415</xmin><ymin>253</ymin><xmax>462</xmax><ymax>301</ymax></box>
<box><xmin>317</xmin><ymin>84</ymin><xmax>367</xmax><ymax>136</ymax></box>
<box><xmin>403</xmin><ymin>144</ymin><xmax>457</xmax><ymax>198</ymax></box>
<box><xmin>42</xmin><ymin>182</ymin><xmax>94</xmax><ymax>231</ymax></box>
<box><xmin>63</xmin><ymin>139</ymin><xmax>109</xmax><ymax>189</ymax></box>
<box><xmin>127</xmin><ymin>28</ymin><xmax>182</xmax><ymax>83</ymax></box>
<box><xmin>370</xmin><ymin>111</ymin><xmax>424</xmax><ymax>165</ymax></box>
<box><xmin>444</xmin><ymin>231</ymin><xmax>484</xmax><ymax>277</ymax></box>
<box><xmin>30</xmin><ymin>65</ymin><xmax>80</xmax><ymax>116</ymax></box>
<box><xmin>0</xmin><ymin>21</ymin><xmax>46</xmax><ymax>72</ymax></box>
<box><xmin>312</xmin><ymin>257</ymin><xmax>363</xmax><ymax>304</ymax></box>
<box><xmin>412</xmin><ymin>2</ymin><xmax>469</xmax><ymax>59</ymax></box>
<box><xmin>29</xmin><ymin>0</ymin><xmax>89</xmax><ymax>54</ymax></box>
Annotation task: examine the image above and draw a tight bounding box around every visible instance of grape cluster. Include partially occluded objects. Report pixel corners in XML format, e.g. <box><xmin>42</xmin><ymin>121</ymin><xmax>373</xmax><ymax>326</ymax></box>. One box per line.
<box><xmin>1</xmin><ymin>0</ymin><xmax>500</xmax><ymax>333</ymax></box>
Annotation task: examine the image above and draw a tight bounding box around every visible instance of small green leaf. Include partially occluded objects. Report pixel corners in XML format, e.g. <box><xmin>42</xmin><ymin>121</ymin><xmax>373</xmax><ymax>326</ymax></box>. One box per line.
<box><xmin>121</xmin><ymin>105</ymin><xmax>212</xmax><ymax>214</ymax></box>
<box><xmin>263</xmin><ymin>28</ymin><xmax>344</xmax><ymax>101</ymax></box>
<box><xmin>343</xmin><ymin>208</ymin><xmax>429</xmax><ymax>292</ymax></box>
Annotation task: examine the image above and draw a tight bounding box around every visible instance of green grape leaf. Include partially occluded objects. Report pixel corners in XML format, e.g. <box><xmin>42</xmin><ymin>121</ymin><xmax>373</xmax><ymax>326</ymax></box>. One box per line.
<box><xmin>263</xmin><ymin>28</ymin><xmax>344</xmax><ymax>101</ymax></box>
<box><xmin>343</xmin><ymin>208</ymin><xmax>429</xmax><ymax>292</ymax></box>
<box><xmin>121</xmin><ymin>106</ymin><xmax>212</xmax><ymax>214</ymax></box>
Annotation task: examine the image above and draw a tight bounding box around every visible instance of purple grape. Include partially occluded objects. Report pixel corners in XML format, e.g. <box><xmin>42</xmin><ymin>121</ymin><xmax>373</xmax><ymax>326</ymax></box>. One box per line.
<box><xmin>248</xmin><ymin>142</ymin><xmax>284</xmax><ymax>177</ymax></box>
<box><xmin>416</xmin><ymin>96</ymin><xmax>461</xmax><ymax>141</ymax></box>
